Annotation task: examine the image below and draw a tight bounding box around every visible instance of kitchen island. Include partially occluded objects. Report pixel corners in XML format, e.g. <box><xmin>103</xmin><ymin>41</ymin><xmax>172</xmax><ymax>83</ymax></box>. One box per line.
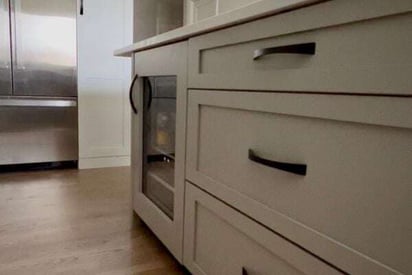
<box><xmin>116</xmin><ymin>1</ymin><xmax>412</xmax><ymax>274</ymax></box>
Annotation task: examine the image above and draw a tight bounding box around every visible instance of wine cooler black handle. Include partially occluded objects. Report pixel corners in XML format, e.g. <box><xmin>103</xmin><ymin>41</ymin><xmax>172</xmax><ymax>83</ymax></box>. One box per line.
<box><xmin>248</xmin><ymin>149</ymin><xmax>307</xmax><ymax>176</ymax></box>
<box><xmin>147</xmin><ymin>78</ymin><xmax>153</xmax><ymax>109</ymax></box>
<box><xmin>129</xmin><ymin>74</ymin><xmax>138</xmax><ymax>114</ymax></box>
<box><xmin>253</xmin><ymin>42</ymin><xmax>316</xmax><ymax>60</ymax></box>
<box><xmin>80</xmin><ymin>0</ymin><xmax>84</xmax><ymax>15</ymax></box>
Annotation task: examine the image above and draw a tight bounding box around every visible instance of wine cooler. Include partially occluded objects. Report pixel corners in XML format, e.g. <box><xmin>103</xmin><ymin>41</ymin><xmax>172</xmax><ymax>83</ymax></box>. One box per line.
<box><xmin>130</xmin><ymin>41</ymin><xmax>187</xmax><ymax>262</ymax></box>
<box><xmin>142</xmin><ymin>76</ymin><xmax>176</xmax><ymax>219</ymax></box>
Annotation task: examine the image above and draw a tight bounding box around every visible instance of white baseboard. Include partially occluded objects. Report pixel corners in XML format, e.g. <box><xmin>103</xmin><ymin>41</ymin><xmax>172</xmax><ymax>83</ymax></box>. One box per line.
<box><xmin>79</xmin><ymin>156</ymin><xmax>131</xmax><ymax>169</ymax></box>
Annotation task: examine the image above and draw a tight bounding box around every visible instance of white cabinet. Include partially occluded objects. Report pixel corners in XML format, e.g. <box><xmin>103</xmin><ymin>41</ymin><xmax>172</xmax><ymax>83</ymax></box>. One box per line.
<box><xmin>183</xmin><ymin>1</ymin><xmax>412</xmax><ymax>274</ymax></box>
<box><xmin>121</xmin><ymin>0</ymin><xmax>412</xmax><ymax>274</ymax></box>
<box><xmin>78</xmin><ymin>0</ymin><xmax>133</xmax><ymax>169</ymax></box>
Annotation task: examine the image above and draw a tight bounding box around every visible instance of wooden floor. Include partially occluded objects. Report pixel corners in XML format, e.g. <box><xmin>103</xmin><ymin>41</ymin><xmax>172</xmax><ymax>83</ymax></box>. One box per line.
<box><xmin>0</xmin><ymin>167</ymin><xmax>185</xmax><ymax>275</ymax></box>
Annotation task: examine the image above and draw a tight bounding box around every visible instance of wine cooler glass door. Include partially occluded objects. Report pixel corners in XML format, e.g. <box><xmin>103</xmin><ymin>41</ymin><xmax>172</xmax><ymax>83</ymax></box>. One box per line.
<box><xmin>142</xmin><ymin>76</ymin><xmax>176</xmax><ymax>219</ymax></box>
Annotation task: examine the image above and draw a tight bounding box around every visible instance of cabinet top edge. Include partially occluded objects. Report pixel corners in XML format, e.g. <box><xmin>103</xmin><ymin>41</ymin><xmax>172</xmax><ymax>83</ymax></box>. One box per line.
<box><xmin>114</xmin><ymin>0</ymin><xmax>322</xmax><ymax>57</ymax></box>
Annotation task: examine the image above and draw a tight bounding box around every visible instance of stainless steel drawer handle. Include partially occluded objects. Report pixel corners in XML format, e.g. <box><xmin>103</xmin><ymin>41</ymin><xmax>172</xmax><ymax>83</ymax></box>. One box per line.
<box><xmin>248</xmin><ymin>149</ymin><xmax>307</xmax><ymax>176</ymax></box>
<box><xmin>129</xmin><ymin>74</ymin><xmax>138</xmax><ymax>114</ymax></box>
<box><xmin>0</xmin><ymin>99</ymin><xmax>77</xmax><ymax>108</ymax></box>
<box><xmin>253</xmin><ymin>42</ymin><xmax>316</xmax><ymax>60</ymax></box>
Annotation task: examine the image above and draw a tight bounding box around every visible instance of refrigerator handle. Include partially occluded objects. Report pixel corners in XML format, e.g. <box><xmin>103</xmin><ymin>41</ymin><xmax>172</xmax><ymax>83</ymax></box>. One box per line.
<box><xmin>80</xmin><ymin>0</ymin><xmax>84</xmax><ymax>15</ymax></box>
<box><xmin>1</xmin><ymin>0</ymin><xmax>10</xmax><ymax>69</ymax></box>
<box><xmin>10</xmin><ymin>0</ymin><xmax>25</xmax><ymax>71</ymax></box>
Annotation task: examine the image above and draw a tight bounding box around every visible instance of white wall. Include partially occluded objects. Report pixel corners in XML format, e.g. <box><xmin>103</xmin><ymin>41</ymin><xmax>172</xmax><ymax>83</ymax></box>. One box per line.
<box><xmin>77</xmin><ymin>0</ymin><xmax>133</xmax><ymax>169</ymax></box>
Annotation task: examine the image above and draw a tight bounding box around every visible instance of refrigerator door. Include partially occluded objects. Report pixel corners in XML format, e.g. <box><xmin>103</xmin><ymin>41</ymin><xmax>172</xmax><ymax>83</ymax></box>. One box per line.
<box><xmin>11</xmin><ymin>0</ymin><xmax>77</xmax><ymax>97</ymax></box>
<box><xmin>0</xmin><ymin>98</ymin><xmax>78</xmax><ymax>165</ymax></box>
<box><xmin>0</xmin><ymin>0</ymin><xmax>12</xmax><ymax>95</ymax></box>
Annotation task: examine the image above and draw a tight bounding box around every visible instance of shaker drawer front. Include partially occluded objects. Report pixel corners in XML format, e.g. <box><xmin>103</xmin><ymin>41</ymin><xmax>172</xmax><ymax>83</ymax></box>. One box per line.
<box><xmin>183</xmin><ymin>183</ymin><xmax>341</xmax><ymax>275</ymax></box>
<box><xmin>186</xmin><ymin>90</ymin><xmax>412</xmax><ymax>275</ymax></box>
<box><xmin>188</xmin><ymin>0</ymin><xmax>412</xmax><ymax>95</ymax></box>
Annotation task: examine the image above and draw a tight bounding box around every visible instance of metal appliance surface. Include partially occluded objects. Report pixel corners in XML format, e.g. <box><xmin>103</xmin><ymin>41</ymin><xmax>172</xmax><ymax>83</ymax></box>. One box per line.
<box><xmin>0</xmin><ymin>101</ymin><xmax>78</xmax><ymax>165</ymax></box>
<box><xmin>11</xmin><ymin>0</ymin><xmax>77</xmax><ymax>97</ymax></box>
<box><xmin>0</xmin><ymin>0</ymin><xmax>78</xmax><ymax>166</ymax></box>
<box><xmin>0</xmin><ymin>0</ymin><xmax>12</xmax><ymax>95</ymax></box>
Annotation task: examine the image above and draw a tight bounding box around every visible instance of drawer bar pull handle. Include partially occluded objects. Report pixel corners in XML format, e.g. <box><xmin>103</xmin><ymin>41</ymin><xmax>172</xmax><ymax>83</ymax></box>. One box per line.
<box><xmin>248</xmin><ymin>149</ymin><xmax>307</xmax><ymax>176</ymax></box>
<box><xmin>253</xmin><ymin>42</ymin><xmax>316</xmax><ymax>60</ymax></box>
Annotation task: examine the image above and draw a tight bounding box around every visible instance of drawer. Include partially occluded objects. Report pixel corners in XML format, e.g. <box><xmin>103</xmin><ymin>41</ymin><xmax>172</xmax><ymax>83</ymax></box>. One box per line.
<box><xmin>188</xmin><ymin>0</ymin><xmax>412</xmax><ymax>95</ymax></box>
<box><xmin>186</xmin><ymin>89</ymin><xmax>412</xmax><ymax>275</ymax></box>
<box><xmin>183</xmin><ymin>182</ymin><xmax>342</xmax><ymax>275</ymax></box>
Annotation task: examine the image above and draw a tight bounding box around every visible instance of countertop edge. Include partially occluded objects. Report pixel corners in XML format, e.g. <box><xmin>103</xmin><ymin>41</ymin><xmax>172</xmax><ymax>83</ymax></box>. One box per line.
<box><xmin>114</xmin><ymin>0</ymin><xmax>322</xmax><ymax>57</ymax></box>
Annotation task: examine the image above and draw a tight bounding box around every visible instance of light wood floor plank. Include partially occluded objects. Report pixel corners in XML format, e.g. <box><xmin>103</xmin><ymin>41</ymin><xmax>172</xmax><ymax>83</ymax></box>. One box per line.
<box><xmin>0</xmin><ymin>167</ymin><xmax>185</xmax><ymax>275</ymax></box>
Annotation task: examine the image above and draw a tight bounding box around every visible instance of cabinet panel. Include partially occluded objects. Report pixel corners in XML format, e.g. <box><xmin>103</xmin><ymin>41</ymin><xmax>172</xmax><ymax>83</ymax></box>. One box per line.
<box><xmin>188</xmin><ymin>0</ymin><xmax>412</xmax><ymax>95</ymax></box>
<box><xmin>186</xmin><ymin>89</ymin><xmax>412</xmax><ymax>275</ymax></box>
<box><xmin>184</xmin><ymin>182</ymin><xmax>341</xmax><ymax>275</ymax></box>
<box><xmin>78</xmin><ymin>78</ymin><xmax>129</xmax><ymax>158</ymax></box>
<box><xmin>78</xmin><ymin>0</ymin><xmax>133</xmax><ymax>168</ymax></box>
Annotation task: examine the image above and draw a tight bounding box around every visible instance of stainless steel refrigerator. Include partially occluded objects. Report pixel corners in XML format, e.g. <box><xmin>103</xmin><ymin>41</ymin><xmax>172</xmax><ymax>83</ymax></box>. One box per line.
<box><xmin>0</xmin><ymin>0</ymin><xmax>78</xmax><ymax>167</ymax></box>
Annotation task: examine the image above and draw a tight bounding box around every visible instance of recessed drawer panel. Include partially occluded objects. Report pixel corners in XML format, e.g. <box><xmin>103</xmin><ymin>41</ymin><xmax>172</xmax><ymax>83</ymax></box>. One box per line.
<box><xmin>188</xmin><ymin>0</ymin><xmax>412</xmax><ymax>95</ymax></box>
<box><xmin>186</xmin><ymin>89</ymin><xmax>412</xmax><ymax>275</ymax></box>
<box><xmin>183</xmin><ymin>182</ymin><xmax>342</xmax><ymax>275</ymax></box>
